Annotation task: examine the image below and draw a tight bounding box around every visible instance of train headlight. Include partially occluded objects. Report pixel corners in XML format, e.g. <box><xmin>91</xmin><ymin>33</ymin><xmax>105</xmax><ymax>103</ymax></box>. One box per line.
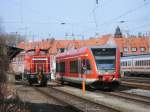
<box><xmin>105</xmin><ymin>72</ymin><xmax>109</xmax><ymax>74</ymax></box>
<box><xmin>113</xmin><ymin>78</ymin><xmax>116</xmax><ymax>80</ymax></box>
<box><xmin>97</xmin><ymin>70</ymin><xmax>101</xmax><ymax>74</ymax></box>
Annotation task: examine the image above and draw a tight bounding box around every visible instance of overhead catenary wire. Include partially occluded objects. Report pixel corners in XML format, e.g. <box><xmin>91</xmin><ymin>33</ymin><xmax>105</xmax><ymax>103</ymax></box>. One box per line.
<box><xmin>99</xmin><ymin>0</ymin><xmax>149</xmax><ymax>27</ymax></box>
<box><xmin>81</xmin><ymin>0</ymin><xmax>149</xmax><ymax>36</ymax></box>
<box><xmin>131</xmin><ymin>22</ymin><xmax>150</xmax><ymax>31</ymax></box>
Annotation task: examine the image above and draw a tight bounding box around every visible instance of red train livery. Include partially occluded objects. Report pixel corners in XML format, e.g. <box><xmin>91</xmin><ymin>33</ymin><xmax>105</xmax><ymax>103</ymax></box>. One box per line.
<box><xmin>24</xmin><ymin>47</ymin><xmax>50</xmax><ymax>86</ymax></box>
<box><xmin>56</xmin><ymin>45</ymin><xmax>121</xmax><ymax>89</ymax></box>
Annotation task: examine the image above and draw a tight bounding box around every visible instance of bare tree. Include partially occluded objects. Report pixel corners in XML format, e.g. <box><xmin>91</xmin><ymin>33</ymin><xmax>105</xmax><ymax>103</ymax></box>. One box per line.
<box><xmin>4</xmin><ymin>33</ymin><xmax>26</xmax><ymax>47</ymax></box>
<box><xmin>0</xmin><ymin>34</ymin><xmax>9</xmax><ymax>99</ymax></box>
<box><xmin>0</xmin><ymin>22</ymin><xmax>30</xmax><ymax>112</ymax></box>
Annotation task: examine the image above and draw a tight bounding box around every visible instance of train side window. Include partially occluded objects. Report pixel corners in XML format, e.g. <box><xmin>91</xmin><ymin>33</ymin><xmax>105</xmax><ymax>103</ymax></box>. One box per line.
<box><xmin>121</xmin><ymin>62</ymin><xmax>123</xmax><ymax>66</ymax></box>
<box><xmin>70</xmin><ymin>60</ymin><xmax>78</xmax><ymax>73</ymax></box>
<box><xmin>60</xmin><ymin>62</ymin><xmax>65</xmax><ymax>73</ymax></box>
<box><xmin>128</xmin><ymin>61</ymin><xmax>131</xmax><ymax>66</ymax></box>
<box><xmin>141</xmin><ymin>60</ymin><xmax>144</xmax><ymax>66</ymax></box>
<box><xmin>138</xmin><ymin>61</ymin><xmax>139</xmax><ymax>66</ymax></box>
<box><xmin>146</xmin><ymin>60</ymin><xmax>147</xmax><ymax>66</ymax></box>
<box><xmin>139</xmin><ymin>60</ymin><xmax>142</xmax><ymax>66</ymax></box>
<box><xmin>135</xmin><ymin>61</ymin><xmax>138</xmax><ymax>66</ymax></box>
<box><xmin>133</xmin><ymin>61</ymin><xmax>136</xmax><ymax>67</ymax></box>
<box><xmin>143</xmin><ymin>60</ymin><xmax>145</xmax><ymax>66</ymax></box>
<box><xmin>140</xmin><ymin>60</ymin><xmax>142</xmax><ymax>66</ymax></box>
<box><xmin>144</xmin><ymin>60</ymin><xmax>147</xmax><ymax>66</ymax></box>
<box><xmin>56</xmin><ymin>62</ymin><xmax>59</xmax><ymax>72</ymax></box>
<box><xmin>149</xmin><ymin>60</ymin><xmax>150</xmax><ymax>66</ymax></box>
<box><xmin>124</xmin><ymin>61</ymin><xmax>126</xmax><ymax>66</ymax></box>
<box><xmin>122</xmin><ymin>62</ymin><xmax>124</xmax><ymax>66</ymax></box>
<box><xmin>147</xmin><ymin>60</ymin><xmax>148</xmax><ymax>66</ymax></box>
<box><xmin>144</xmin><ymin>60</ymin><xmax>146</xmax><ymax>66</ymax></box>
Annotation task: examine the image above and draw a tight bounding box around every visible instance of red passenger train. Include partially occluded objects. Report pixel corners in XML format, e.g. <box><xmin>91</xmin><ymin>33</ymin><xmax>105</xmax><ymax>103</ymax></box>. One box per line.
<box><xmin>56</xmin><ymin>45</ymin><xmax>121</xmax><ymax>89</ymax></box>
<box><xmin>24</xmin><ymin>47</ymin><xmax>50</xmax><ymax>86</ymax></box>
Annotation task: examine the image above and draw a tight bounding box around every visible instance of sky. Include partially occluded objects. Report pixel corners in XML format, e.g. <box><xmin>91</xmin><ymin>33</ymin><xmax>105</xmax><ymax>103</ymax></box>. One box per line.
<box><xmin>0</xmin><ymin>0</ymin><xmax>150</xmax><ymax>40</ymax></box>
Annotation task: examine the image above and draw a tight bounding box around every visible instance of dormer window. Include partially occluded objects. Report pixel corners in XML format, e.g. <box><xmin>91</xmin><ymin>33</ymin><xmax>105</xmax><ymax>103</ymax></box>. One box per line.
<box><xmin>123</xmin><ymin>47</ymin><xmax>128</xmax><ymax>52</ymax></box>
<box><xmin>140</xmin><ymin>47</ymin><xmax>145</xmax><ymax>52</ymax></box>
<box><xmin>131</xmin><ymin>47</ymin><xmax>137</xmax><ymax>52</ymax></box>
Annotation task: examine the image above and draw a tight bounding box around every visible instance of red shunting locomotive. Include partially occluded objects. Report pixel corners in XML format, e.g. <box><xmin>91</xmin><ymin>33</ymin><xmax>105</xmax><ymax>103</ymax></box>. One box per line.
<box><xmin>24</xmin><ymin>47</ymin><xmax>50</xmax><ymax>86</ymax></box>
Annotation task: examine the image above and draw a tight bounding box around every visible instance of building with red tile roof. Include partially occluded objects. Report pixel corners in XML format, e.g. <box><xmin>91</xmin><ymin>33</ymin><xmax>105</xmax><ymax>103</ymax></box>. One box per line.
<box><xmin>18</xmin><ymin>34</ymin><xmax>150</xmax><ymax>56</ymax></box>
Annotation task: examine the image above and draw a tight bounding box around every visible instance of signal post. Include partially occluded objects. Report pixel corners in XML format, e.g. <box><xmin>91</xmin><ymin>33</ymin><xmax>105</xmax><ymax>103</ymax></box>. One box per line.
<box><xmin>82</xmin><ymin>74</ymin><xmax>86</xmax><ymax>95</ymax></box>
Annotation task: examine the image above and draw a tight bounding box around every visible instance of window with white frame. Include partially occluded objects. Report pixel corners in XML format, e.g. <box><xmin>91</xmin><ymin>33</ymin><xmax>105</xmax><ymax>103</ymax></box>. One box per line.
<box><xmin>123</xmin><ymin>47</ymin><xmax>128</xmax><ymax>52</ymax></box>
<box><xmin>131</xmin><ymin>47</ymin><xmax>137</xmax><ymax>52</ymax></box>
<box><xmin>140</xmin><ymin>47</ymin><xmax>145</xmax><ymax>52</ymax></box>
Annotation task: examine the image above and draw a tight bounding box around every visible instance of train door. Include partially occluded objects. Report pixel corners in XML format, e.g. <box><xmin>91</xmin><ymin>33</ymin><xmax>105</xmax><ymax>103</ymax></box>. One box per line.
<box><xmin>79</xmin><ymin>57</ymin><xmax>92</xmax><ymax>83</ymax></box>
<box><xmin>81</xmin><ymin>59</ymin><xmax>91</xmax><ymax>75</ymax></box>
<box><xmin>36</xmin><ymin>63</ymin><xmax>45</xmax><ymax>73</ymax></box>
<box><xmin>32</xmin><ymin>58</ymin><xmax>48</xmax><ymax>74</ymax></box>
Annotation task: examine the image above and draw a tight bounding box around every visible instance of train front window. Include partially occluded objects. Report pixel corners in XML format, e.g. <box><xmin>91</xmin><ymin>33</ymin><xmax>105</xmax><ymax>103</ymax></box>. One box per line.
<box><xmin>96</xmin><ymin>59</ymin><xmax>115</xmax><ymax>70</ymax></box>
<box><xmin>91</xmin><ymin>48</ymin><xmax>116</xmax><ymax>74</ymax></box>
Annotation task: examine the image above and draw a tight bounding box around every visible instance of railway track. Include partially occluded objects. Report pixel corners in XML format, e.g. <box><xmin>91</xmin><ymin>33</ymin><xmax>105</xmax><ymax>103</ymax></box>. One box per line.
<box><xmin>35</xmin><ymin>87</ymin><xmax>119</xmax><ymax>112</ymax></box>
<box><xmin>33</xmin><ymin>87</ymin><xmax>82</xmax><ymax>112</ymax></box>
<box><xmin>12</xmin><ymin>80</ymin><xmax>150</xmax><ymax>112</ymax></box>
<box><xmin>123</xmin><ymin>76</ymin><xmax>150</xmax><ymax>84</ymax></box>
<box><xmin>52</xmin><ymin>85</ymin><xmax>150</xmax><ymax>112</ymax></box>
<box><xmin>103</xmin><ymin>91</ymin><xmax>150</xmax><ymax>104</ymax></box>
<box><xmin>121</xmin><ymin>81</ymin><xmax>150</xmax><ymax>90</ymax></box>
<box><xmin>61</xmin><ymin>84</ymin><xmax>150</xmax><ymax>105</ymax></box>
<box><xmin>13</xmin><ymin>82</ymin><xmax>81</xmax><ymax>112</ymax></box>
<box><xmin>14</xmin><ymin>81</ymin><xmax>119</xmax><ymax>112</ymax></box>
<box><xmin>62</xmin><ymin>83</ymin><xmax>150</xmax><ymax>105</ymax></box>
